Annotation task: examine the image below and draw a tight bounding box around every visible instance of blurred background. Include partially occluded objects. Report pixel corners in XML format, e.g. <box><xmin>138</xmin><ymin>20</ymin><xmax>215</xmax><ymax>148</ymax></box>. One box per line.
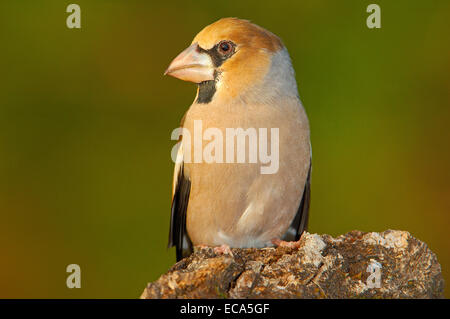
<box><xmin>0</xmin><ymin>0</ymin><xmax>449</xmax><ymax>298</ymax></box>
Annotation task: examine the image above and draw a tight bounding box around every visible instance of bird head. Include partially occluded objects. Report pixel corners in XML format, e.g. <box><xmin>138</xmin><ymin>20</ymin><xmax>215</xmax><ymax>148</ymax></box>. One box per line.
<box><xmin>165</xmin><ymin>18</ymin><xmax>298</xmax><ymax>104</ymax></box>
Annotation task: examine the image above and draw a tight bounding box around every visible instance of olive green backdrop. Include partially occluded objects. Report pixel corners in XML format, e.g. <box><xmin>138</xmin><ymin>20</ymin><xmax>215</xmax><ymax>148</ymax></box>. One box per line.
<box><xmin>0</xmin><ymin>1</ymin><xmax>449</xmax><ymax>298</ymax></box>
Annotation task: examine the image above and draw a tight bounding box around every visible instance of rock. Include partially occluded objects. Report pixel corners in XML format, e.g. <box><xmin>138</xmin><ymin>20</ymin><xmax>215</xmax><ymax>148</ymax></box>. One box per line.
<box><xmin>140</xmin><ymin>230</ymin><xmax>444</xmax><ymax>299</ymax></box>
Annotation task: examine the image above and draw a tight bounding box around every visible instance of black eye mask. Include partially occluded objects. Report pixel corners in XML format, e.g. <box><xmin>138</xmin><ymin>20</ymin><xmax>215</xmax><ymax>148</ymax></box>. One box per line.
<box><xmin>196</xmin><ymin>41</ymin><xmax>236</xmax><ymax>68</ymax></box>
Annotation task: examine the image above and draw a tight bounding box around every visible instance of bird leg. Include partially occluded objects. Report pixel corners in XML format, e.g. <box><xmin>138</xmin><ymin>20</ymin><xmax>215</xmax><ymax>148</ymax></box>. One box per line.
<box><xmin>213</xmin><ymin>244</ymin><xmax>234</xmax><ymax>257</ymax></box>
<box><xmin>271</xmin><ymin>236</ymin><xmax>303</xmax><ymax>249</ymax></box>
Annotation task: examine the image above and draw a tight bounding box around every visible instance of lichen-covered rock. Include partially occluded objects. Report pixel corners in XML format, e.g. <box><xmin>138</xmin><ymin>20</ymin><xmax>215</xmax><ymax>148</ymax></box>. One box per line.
<box><xmin>141</xmin><ymin>230</ymin><xmax>444</xmax><ymax>299</ymax></box>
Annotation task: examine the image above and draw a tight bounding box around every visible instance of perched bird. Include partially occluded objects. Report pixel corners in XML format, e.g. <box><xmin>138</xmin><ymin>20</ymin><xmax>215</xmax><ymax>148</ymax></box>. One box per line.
<box><xmin>165</xmin><ymin>18</ymin><xmax>311</xmax><ymax>261</ymax></box>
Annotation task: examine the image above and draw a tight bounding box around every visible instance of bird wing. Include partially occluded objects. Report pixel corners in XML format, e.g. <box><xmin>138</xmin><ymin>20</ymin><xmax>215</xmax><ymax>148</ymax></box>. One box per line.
<box><xmin>168</xmin><ymin>143</ymin><xmax>193</xmax><ymax>261</ymax></box>
<box><xmin>282</xmin><ymin>160</ymin><xmax>311</xmax><ymax>241</ymax></box>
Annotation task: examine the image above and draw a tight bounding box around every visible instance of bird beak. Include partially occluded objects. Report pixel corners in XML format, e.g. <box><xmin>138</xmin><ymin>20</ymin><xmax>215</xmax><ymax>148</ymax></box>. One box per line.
<box><xmin>164</xmin><ymin>43</ymin><xmax>215</xmax><ymax>83</ymax></box>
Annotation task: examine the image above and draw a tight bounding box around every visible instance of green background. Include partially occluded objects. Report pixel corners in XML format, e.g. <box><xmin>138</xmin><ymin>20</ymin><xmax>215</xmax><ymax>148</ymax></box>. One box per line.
<box><xmin>0</xmin><ymin>1</ymin><xmax>449</xmax><ymax>298</ymax></box>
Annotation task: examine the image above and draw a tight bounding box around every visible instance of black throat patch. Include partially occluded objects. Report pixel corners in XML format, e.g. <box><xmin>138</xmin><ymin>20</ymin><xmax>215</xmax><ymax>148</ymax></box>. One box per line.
<box><xmin>196</xmin><ymin>80</ymin><xmax>217</xmax><ymax>104</ymax></box>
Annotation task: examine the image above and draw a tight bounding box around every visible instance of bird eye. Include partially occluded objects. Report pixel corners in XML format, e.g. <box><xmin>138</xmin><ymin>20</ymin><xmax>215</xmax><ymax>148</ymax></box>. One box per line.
<box><xmin>218</xmin><ymin>41</ymin><xmax>234</xmax><ymax>55</ymax></box>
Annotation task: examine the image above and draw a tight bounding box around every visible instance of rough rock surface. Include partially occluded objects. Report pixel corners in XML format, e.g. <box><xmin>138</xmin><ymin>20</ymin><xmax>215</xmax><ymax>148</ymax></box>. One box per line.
<box><xmin>141</xmin><ymin>230</ymin><xmax>444</xmax><ymax>299</ymax></box>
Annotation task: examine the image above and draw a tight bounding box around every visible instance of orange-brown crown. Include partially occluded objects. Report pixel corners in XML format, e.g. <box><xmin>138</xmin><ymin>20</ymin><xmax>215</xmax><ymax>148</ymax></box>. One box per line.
<box><xmin>193</xmin><ymin>18</ymin><xmax>283</xmax><ymax>53</ymax></box>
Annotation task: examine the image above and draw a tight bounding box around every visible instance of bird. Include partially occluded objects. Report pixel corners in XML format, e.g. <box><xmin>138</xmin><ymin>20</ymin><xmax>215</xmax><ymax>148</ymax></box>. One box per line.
<box><xmin>165</xmin><ymin>18</ymin><xmax>311</xmax><ymax>261</ymax></box>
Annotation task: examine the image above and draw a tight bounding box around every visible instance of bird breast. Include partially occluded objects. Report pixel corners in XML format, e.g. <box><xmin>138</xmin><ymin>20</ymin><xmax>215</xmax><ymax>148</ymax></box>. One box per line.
<box><xmin>182</xmin><ymin>96</ymin><xmax>311</xmax><ymax>248</ymax></box>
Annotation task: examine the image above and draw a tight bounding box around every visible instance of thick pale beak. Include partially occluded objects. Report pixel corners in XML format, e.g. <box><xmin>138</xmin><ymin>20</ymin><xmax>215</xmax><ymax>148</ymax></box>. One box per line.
<box><xmin>164</xmin><ymin>43</ymin><xmax>215</xmax><ymax>83</ymax></box>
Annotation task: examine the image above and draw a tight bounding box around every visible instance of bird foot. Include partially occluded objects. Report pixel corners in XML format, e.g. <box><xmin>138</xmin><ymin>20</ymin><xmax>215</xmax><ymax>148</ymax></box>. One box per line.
<box><xmin>271</xmin><ymin>238</ymin><xmax>302</xmax><ymax>249</ymax></box>
<box><xmin>213</xmin><ymin>244</ymin><xmax>234</xmax><ymax>257</ymax></box>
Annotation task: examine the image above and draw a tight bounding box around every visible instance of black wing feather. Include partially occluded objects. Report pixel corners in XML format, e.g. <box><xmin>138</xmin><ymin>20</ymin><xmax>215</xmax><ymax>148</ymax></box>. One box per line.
<box><xmin>168</xmin><ymin>164</ymin><xmax>193</xmax><ymax>261</ymax></box>
<box><xmin>282</xmin><ymin>162</ymin><xmax>311</xmax><ymax>241</ymax></box>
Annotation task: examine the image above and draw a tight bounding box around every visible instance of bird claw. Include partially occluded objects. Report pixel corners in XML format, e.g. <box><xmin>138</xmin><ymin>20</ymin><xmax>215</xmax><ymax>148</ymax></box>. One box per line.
<box><xmin>213</xmin><ymin>244</ymin><xmax>234</xmax><ymax>257</ymax></box>
<box><xmin>271</xmin><ymin>238</ymin><xmax>302</xmax><ymax>249</ymax></box>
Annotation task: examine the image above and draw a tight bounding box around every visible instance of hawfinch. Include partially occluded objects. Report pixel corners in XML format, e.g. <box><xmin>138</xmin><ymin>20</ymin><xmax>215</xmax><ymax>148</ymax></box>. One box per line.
<box><xmin>165</xmin><ymin>18</ymin><xmax>311</xmax><ymax>261</ymax></box>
